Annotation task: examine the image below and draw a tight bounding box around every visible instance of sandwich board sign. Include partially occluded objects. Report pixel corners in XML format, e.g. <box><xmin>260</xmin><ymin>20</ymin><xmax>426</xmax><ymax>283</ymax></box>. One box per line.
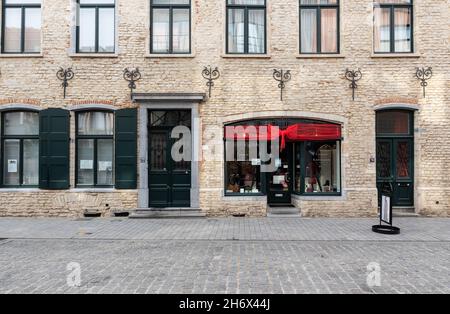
<box><xmin>372</xmin><ymin>185</ymin><xmax>400</xmax><ymax>235</ymax></box>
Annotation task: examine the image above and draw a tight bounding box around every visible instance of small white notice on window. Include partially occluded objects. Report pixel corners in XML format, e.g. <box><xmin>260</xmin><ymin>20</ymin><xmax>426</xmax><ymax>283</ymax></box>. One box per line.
<box><xmin>7</xmin><ymin>160</ymin><xmax>18</xmax><ymax>173</ymax></box>
<box><xmin>80</xmin><ymin>160</ymin><xmax>94</xmax><ymax>170</ymax></box>
<box><xmin>98</xmin><ymin>161</ymin><xmax>112</xmax><ymax>171</ymax></box>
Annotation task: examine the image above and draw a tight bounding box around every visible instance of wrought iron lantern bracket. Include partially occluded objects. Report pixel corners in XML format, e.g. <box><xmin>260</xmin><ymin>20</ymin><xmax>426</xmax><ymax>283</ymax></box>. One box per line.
<box><xmin>56</xmin><ymin>67</ymin><xmax>75</xmax><ymax>99</ymax></box>
<box><xmin>273</xmin><ymin>69</ymin><xmax>291</xmax><ymax>101</ymax></box>
<box><xmin>415</xmin><ymin>67</ymin><xmax>432</xmax><ymax>97</ymax></box>
<box><xmin>202</xmin><ymin>66</ymin><xmax>220</xmax><ymax>98</ymax></box>
<box><xmin>123</xmin><ymin>67</ymin><xmax>142</xmax><ymax>100</ymax></box>
<box><xmin>344</xmin><ymin>68</ymin><xmax>362</xmax><ymax>101</ymax></box>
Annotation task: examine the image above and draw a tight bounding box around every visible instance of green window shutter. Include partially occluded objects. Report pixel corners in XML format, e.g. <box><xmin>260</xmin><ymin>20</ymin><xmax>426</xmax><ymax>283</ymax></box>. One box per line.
<box><xmin>115</xmin><ymin>108</ymin><xmax>137</xmax><ymax>189</ymax></box>
<box><xmin>39</xmin><ymin>109</ymin><xmax>70</xmax><ymax>190</ymax></box>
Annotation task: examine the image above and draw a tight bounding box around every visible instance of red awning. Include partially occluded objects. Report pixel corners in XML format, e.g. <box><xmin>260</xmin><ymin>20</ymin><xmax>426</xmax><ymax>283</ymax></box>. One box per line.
<box><xmin>225</xmin><ymin>123</ymin><xmax>342</xmax><ymax>150</ymax></box>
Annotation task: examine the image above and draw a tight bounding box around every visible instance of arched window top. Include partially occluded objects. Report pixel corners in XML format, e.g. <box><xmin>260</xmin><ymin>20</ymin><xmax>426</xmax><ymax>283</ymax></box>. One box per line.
<box><xmin>2</xmin><ymin>111</ymin><xmax>39</xmax><ymax>136</ymax></box>
<box><xmin>376</xmin><ymin>110</ymin><xmax>413</xmax><ymax>136</ymax></box>
<box><xmin>76</xmin><ymin>111</ymin><xmax>114</xmax><ymax>136</ymax></box>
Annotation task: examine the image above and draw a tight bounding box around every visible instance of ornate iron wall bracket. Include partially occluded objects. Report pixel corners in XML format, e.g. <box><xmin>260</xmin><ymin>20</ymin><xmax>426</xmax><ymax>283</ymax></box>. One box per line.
<box><xmin>344</xmin><ymin>68</ymin><xmax>362</xmax><ymax>101</ymax></box>
<box><xmin>273</xmin><ymin>69</ymin><xmax>291</xmax><ymax>101</ymax></box>
<box><xmin>415</xmin><ymin>67</ymin><xmax>432</xmax><ymax>97</ymax></box>
<box><xmin>123</xmin><ymin>68</ymin><xmax>142</xmax><ymax>100</ymax></box>
<box><xmin>56</xmin><ymin>67</ymin><xmax>74</xmax><ymax>99</ymax></box>
<box><xmin>202</xmin><ymin>66</ymin><xmax>220</xmax><ymax>98</ymax></box>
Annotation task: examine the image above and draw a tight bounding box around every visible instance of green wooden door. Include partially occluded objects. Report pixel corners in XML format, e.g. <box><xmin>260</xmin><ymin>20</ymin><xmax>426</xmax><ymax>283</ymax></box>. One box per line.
<box><xmin>148</xmin><ymin>128</ymin><xmax>191</xmax><ymax>208</ymax></box>
<box><xmin>376</xmin><ymin>138</ymin><xmax>414</xmax><ymax>207</ymax></box>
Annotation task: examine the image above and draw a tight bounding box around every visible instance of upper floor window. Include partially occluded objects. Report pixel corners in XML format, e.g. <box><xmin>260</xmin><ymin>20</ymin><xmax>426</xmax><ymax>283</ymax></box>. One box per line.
<box><xmin>76</xmin><ymin>111</ymin><xmax>114</xmax><ymax>187</ymax></box>
<box><xmin>226</xmin><ymin>0</ymin><xmax>266</xmax><ymax>54</ymax></box>
<box><xmin>299</xmin><ymin>0</ymin><xmax>339</xmax><ymax>54</ymax></box>
<box><xmin>76</xmin><ymin>0</ymin><xmax>115</xmax><ymax>53</ymax></box>
<box><xmin>374</xmin><ymin>0</ymin><xmax>413</xmax><ymax>53</ymax></box>
<box><xmin>1</xmin><ymin>111</ymin><xmax>39</xmax><ymax>187</ymax></box>
<box><xmin>1</xmin><ymin>0</ymin><xmax>41</xmax><ymax>53</ymax></box>
<box><xmin>150</xmin><ymin>0</ymin><xmax>191</xmax><ymax>54</ymax></box>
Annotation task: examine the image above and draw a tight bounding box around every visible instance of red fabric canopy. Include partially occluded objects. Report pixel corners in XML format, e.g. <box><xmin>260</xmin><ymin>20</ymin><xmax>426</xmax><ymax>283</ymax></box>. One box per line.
<box><xmin>225</xmin><ymin>123</ymin><xmax>342</xmax><ymax>150</ymax></box>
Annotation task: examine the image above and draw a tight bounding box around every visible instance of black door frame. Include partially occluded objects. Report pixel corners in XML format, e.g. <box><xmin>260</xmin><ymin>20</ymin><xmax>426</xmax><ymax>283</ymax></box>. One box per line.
<box><xmin>148</xmin><ymin>109</ymin><xmax>192</xmax><ymax>208</ymax></box>
<box><xmin>376</xmin><ymin>110</ymin><xmax>415</xmax><ymax>208</ymax></box>
<box><xmin>266</xmin><ymin>142</ymin><xmax>293</xmax><ymax>206</ymax></box>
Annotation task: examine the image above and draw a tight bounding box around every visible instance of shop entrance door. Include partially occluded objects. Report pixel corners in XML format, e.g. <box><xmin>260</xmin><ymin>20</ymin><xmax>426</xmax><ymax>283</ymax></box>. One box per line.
<box><xmin>376</xmin><ymin>138</ymin><xmax>414</xmax><ymax>207</ymax></box>
<box><xmin>267</xmin><ymin>144</ymin><xmax>293</xmax><ymax>206</ymax></box>
<box><xmin>148</xmin><ymin>110</ymin><xmax>191</xmax><ymax>208</ymax></box>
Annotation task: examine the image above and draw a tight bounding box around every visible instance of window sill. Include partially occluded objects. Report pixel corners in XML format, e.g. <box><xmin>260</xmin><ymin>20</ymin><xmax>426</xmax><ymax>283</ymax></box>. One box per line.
<box><xmin>296</xmin><ymin>54</ymin><xmax>345</xmax><ymax>59</ymax></box>
<box><xmin>221</xmin><ymin>54</ymin><xmax>271</xmax><ymax>59</ymax></box>
<box><xmin>222</xmin><ymin>194</ymin><xmax>266</xmax><ymax>201</ymax></box>
<box><xmin>68</xmin><ymin>53</ymin><xmax>119</xmax><ymax>58</ymax></box>
<box><xmin>292</xmin><ymin>193</ymin><xmax>344</xmax><ymax>201</ymax></box>
<box><xmin>71</xmin><ymin>188</ymin><xmax>116</xmax><ymax>193</ymax></box>
<box><xmin>145</xmin><ymin>53</ymin><xmax>196</xmax><ymax>58</ymax></box>
<box><xmin>0</xmin><ymin>53</ymin><xmax>43</xmax><ymax>58</ymax></box>
<box><xmin>371</xmin><ymin>53</ymin><xmax>421</xmax><ymax>59</ymax></box>
<box><xmin>0</xmin><ymin>188</ymin><xmax>41</xmax><ymax>192</ymax></box>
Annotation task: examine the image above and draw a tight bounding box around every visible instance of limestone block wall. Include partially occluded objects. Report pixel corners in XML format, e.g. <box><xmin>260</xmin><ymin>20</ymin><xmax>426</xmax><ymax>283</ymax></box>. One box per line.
<box><xmin>0</xmin><ymin>0</ymin><xmax>448</xmax><ymax>217</ymax></box>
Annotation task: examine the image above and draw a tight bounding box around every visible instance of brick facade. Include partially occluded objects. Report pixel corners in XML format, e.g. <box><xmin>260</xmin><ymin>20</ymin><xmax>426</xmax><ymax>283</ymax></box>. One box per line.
<box><xmin>0</xmin><ymin>0</ymin><xmax>449</xmax><ymax>217</ymax></box>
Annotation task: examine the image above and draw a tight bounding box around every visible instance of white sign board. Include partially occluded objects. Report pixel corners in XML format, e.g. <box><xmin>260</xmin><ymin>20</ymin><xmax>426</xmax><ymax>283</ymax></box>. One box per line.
<box><xmin>7</xmin><ymin>160</ymin><xmax>18</xmax><ymax>173</ymax></box>
<box><xmin>80</xmin><ymin>160</ymin><xmax>94</xmax><ymax>170</ymax></box>
<box><xmin>381</xmin><ymin>195</ymin><xmax>392</xmax><ymax>225</ymax></box>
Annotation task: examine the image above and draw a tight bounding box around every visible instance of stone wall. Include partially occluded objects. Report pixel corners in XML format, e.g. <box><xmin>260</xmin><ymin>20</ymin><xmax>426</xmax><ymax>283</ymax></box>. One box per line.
<box><xmin>0</xmin><ymin>0</ymin><xmax>449</xmax><ymax>217</ymax></box>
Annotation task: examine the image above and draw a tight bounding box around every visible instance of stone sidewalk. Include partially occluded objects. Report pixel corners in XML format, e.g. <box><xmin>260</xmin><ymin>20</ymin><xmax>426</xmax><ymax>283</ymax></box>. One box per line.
<box><xmin>0</xmin><ymin>217</ymin><xmax>448</xmax><ymax>241</ymax></box>
<box><xmin>0</xmin><ymin>217</ymin><xmax>448</xmax><ymax>294</ymax></box>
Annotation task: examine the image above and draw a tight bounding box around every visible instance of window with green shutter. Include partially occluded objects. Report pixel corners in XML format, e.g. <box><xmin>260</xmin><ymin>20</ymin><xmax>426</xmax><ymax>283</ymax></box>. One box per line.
<box><xmin>39</xmin><ymin>108</ymin><xmax>70</xmax><ymax>190</ymax></box>
<box><xmin>115</xmin><ymin>108</ymin><xmax>137</xmax><ymax>189</ymax></box>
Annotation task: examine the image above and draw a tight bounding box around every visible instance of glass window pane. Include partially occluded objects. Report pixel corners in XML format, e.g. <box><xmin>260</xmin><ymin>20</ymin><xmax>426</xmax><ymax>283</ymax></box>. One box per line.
<box><xmin>152</xmin><ymin>0</ymin><xmax>190</xmax><ymax>4</ymax></box>
<box><xmin>77</xmin><ymin>139</ymin><xmax>94</xmax><ymax>186</ymax></box>
<box><xmin>375</xmin><ymin>0</ymin><xmax>411</xmax><ymax>3</ymax></box>
<box><xmin>4</xmin><ymin>112</ymin><xmax>39</xmax><ymax>135</ymax></box>
<box><xmin>394</xmin><ymin>7</ymin><xmax>411</xmax><ymax>52</ymax></box>
<box><xmin>376</xmin><ymin>111</ymin><xmax>411</xmax><ymax>135</ymax></box>
<box><xmin>304</xmin><ymin>141</ymin><xmax>340</xmax><ymax>193</ymax></box>
<box><xmin>301</xmin><ymin>9</ymin><xmax>317</xmax><ymax>53</ymax></box>
<box><xmin>5</xmin><ymin>0</ymin><xmax>41</xmax><ymax>4</ymax></box>
<box><xmin>228</xmin><ymin>0</ymin><xmax>265</xmax><ymax>5</ymax></box>
<box><xmin>377</xmin><ymin>141</ymin><xmax>392</xmax><ymax>178</ymax></box>
<box><xmin>248</xmin><ymin>9</ymin><xmax>265</xmax><ymax>54</ymax></box>
<box><xmin>321</xmin><ymin>9</ymin><xmax>337</xmax><ymax>53</ymax></box>
<box><xmin>3</xmin><ymin>8</ymin><xmax>22</xmax><ymax>53</ymax></box>
<box><xmin>227</xmin><ymin>8</ymin><xmax>245</xmax><ymax>53</ymax></box>
<box><xmin>172</xmin><ymin>9</ymin><xmax>190</xmax><ymax>53</ymax></box>
<box><xmin>396</xmin><ymin>141</ymin><xmax>411</xmax><ymax>178</ymax></box>
<box><xmin>3</xmin><ymin>140</ymin><xmax>20</xmax><ymax>186</ymax></box>
<box><xmin>300</xmin><ymin>0</ymin><xmax>337</xmax><ymax>4</ymax></box>
<box><xmin>225</xmin><ymin>141</ymin><xmax>261</xmax><ymax>195</ymax></box>
<box><xmin>97</xmin><ymin>139</ymin><xmax>114</xmax><ymax>186</ymax></box>
<box><xmin>152</xmin><ymin>9</ymin><xmax>170</xmax><ymax>53</ymax></box>
<box><xmin>77</xmin><ymin>112</ymin><xmax>114</xmax><ymax>135</ymax></box>
<box><xmin>374</xmin><ymin>7</ymin><xmax>391</xmax><ymax>53</ymax></box>
<box><xmin>79</xmin><ymin>8</ymin><xmax>96</xmax><ymax>53</ymax></box>
<box><xmin>150</xmin><ymin>133</ymin><xmax>167</xmax><ymax>171</ymax></box>
<box><xmin>80</xmin><ymin>0</ymin><xmax>114</xmax><ymax>4</ymax></box>
<box><xmin>23</xmin><ymin>139</ymin><xmax>39</xmax><ymax>185</ymax></box>
<box><xmin>24</xmin><ymin>8</ymin><xmax>41</xmax><ymax>53</ymax></box>
<box><xmin>98</xmin><ymin>8</ymin><xmax>115</xmax><ymax>53</ymax></box>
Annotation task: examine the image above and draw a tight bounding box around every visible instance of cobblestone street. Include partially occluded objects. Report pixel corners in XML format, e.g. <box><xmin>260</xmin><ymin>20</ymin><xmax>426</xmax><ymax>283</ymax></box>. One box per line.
<box><xmin>0</xmin><ymin>218</ymin><xmax>449</xmax><ymax>294</ymax></box>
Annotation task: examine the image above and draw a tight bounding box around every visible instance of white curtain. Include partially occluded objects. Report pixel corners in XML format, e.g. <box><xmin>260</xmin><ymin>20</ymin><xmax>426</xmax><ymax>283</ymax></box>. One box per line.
<box><xmin>228</xmin><ymin>9</ymin><xmax>245</xmax><ymax>53</ymax></box>
<box><xmin>321</xmin><ymin>9</ymin><xmax>337</xmax><ymax>53</ymax></box>
<box><xmin>374</xmin><ymin>7</ymin><xmax>391</xmax><ymax>52</ymax></box>
<box><xmin>301</xmin><ymin>9</ymin><xmax>317</xmax><ymax>53</ymax></box>
<box><xmin>248</xmin><ymin>10</ymin><xmax>265</xmax><ymax>54</ymax></box>
<box><xmin>394</xmin><ymin>8</ymin><xmax>411</xmax><ymax>52</ymax></box>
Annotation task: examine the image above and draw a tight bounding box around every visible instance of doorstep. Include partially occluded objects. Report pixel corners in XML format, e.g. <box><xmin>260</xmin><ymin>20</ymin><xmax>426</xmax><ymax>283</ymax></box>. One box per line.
<box><xmin>393</xmin><ymin>207</ymin><xmax>420</xmax><ymax>218</ymax></box>
<box><xmin>267</xmin><ymin>205</ymin><xmax>301</xmax><ymax>218</ymax></box>
<box><xmin>129</xmin><ymin>208</ymin><xmax>206</xmax><ymax>219</ymax></box>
